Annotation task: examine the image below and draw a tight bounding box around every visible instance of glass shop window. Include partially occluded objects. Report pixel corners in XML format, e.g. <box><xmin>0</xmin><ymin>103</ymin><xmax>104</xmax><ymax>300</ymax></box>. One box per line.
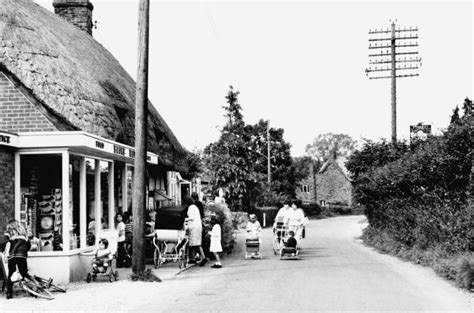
<box><xmin>69</xmin><ymin>155</ymin><xmax>81</xmax><ymax>249</ymax></box>
<box><xmin>20</xmin><ymin>154</ymin><xmax>63</xmax><ymax>251</ymax></box>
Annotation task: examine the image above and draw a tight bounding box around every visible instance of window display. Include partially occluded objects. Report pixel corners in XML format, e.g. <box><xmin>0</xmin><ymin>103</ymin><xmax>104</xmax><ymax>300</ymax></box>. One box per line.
<box><xmin>20</xmin><ymin>154</ymin><xmax>63</xmax><ymax>251</ymax></box>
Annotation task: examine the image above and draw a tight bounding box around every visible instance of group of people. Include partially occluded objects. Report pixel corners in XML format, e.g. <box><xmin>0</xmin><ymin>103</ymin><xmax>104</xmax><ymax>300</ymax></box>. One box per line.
<box><xmin>184</xmin><ymin>192</ymin><xmax>223</xmax><ymax>269</ymax></box>
<box><xmin>274</xmin><ymin>200</ymin><xmax>307</xmax><ymax>242</ymax></box>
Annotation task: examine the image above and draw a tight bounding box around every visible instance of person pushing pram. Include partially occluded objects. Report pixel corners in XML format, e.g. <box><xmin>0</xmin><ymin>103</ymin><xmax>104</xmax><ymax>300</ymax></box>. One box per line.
<box><xmin>245</xmin><ymin>214</ymin><xmax>262</xmax><ymax>259</ymax></box>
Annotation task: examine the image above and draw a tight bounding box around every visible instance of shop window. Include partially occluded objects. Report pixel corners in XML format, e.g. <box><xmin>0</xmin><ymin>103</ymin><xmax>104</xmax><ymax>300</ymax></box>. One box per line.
<box><xmin>100</xmin><ymin>161</ymin><xmax>109</xmax><ymax>228</ymax></box>
<box><xmin>126</xmin><ymin>166</ymin><xmax>134</xmax><ymax>212</ymax></box>
<box><xmin>114</xmin><ymin>162</ymin><xmax>125</xmax><ymax>213</ymax></box>
<box><xmin>69</xmin><ymin>155</ymin><xmax>81</xmax><ymax>249</ymax></box>
<box><xmin>85</xmin><ymin>158</ymin><xmax>96</xmax><ymax>246</ymax></box>
<box><xmin>20</xmin><ymin>154</ymin><xmax>63</xmax><ymax>251</ymax></box>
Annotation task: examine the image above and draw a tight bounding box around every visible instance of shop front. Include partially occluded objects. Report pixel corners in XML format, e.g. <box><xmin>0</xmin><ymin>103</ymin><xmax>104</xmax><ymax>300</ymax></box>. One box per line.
<box><xmin>1</xmin><ymin>130</ymin><xmax>161</xmax><ymax>283</ymax></box>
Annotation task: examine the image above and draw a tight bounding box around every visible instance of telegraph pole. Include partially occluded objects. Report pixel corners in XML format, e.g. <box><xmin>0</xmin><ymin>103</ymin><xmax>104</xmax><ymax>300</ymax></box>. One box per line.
<box><xmin>267</xmin><ymin>120</ymin><xmax>271</xmax><ymax>190</ymax></box>
<box><xmin>132</xmin><ymin>0</ymin><xmax>150</xmax><ymax>275</ymax></box>
<box><xmin>366</xmin><ymin>20</ymin><xmax>421</xmax><ymax>144</ymax></box>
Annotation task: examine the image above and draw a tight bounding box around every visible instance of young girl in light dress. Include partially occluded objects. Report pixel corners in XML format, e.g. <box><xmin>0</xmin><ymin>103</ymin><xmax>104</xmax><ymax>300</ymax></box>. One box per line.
<box><xmin>209</xmin><ymin>214</ymin><xmax>222</xmax><ymax>268</ymax></box>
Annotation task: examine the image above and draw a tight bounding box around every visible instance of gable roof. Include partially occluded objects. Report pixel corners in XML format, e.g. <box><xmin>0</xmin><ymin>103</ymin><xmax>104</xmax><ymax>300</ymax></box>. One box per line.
<box><xmin>0</xmin><ymin>0</ymin><xmax>187</xmax><ymax>171</ymax></box>
<box><xmin>318</xmin><ymin>156</ymin><xmax>352</xmax><ymax>182</ymax></box>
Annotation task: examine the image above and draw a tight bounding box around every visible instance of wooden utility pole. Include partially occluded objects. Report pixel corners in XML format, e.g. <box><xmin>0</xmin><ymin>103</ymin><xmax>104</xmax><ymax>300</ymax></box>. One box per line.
<box><xmin>132</xmin><ymin>0</ymin><xmax>150</xmax><ymax>274</ymax></box>
<box><xmin>366</xmin><ymin>21</ymin><xmax>421</xmax><ymax>144</ymax></box>
<box><xmin>267</xmin><ymin>120</ymin><xmax>271</xmax><ymax>190</ymax></box>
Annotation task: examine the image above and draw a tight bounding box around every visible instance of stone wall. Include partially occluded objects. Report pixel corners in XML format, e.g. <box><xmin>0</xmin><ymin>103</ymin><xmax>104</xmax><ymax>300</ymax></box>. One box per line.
<box><xmin>296</xmin><ymin>175</ymin><xmax>316</xmax><ymax>204</ymax></box>
<box><xmin>0</xmin><ymin>146</ymin><xmax>14</xmax><ymax>233</ymax></box>
<box><xmin>316</xmin><ymin>162</ymin><xmax>352</xmax><ymax>206</ymax></box>
<box><xmin>0</xmin><ymin>72</ymin><xmax>57</xmax><ymax>133</ymax></box>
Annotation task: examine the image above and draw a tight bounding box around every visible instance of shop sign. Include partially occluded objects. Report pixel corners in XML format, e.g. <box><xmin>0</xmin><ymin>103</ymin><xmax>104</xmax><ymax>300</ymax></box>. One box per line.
<box><xmin>0</xmin><ymin>132</ymin><xmax>18</xmax><ymax>146</ymax></box>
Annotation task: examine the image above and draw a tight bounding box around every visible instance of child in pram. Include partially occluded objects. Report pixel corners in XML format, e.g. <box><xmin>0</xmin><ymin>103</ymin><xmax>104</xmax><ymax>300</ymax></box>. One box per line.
<box><xmin>280</xmin><ymin>230</ymin><xmax>298</xmax><ymax>259</ymax></box>
<box><xmin>245</xmin><ymin>214</ymin><xmax>262</xmax><ymax>259</ymax></box>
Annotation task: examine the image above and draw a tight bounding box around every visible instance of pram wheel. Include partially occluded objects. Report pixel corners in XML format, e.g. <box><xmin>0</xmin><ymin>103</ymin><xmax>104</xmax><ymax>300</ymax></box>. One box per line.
<box><xmin>154</xmin><ymin>249</ymin><xmax>161</xmax><ymax>269</ymax></box>
<box><xmin>109</xmin><ymin>274</ymin><xmax>114</xmax><ymax>282</ymax></box>
<box><xmin>86</xmin><ymin>273</ymin><xmax>91</xmax><ymax>283</ymax></box>
<box><xmin>114</xmin><ymin>271</ymin><xmax>119</xmax><ymax>280</ymax></box>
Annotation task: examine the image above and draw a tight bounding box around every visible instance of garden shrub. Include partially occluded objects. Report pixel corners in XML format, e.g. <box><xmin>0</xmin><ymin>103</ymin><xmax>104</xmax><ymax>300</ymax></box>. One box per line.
<box><xmin>202</xmin><ymin>201</ymin><xmax>235</xmax><ymax>256</ymax></box>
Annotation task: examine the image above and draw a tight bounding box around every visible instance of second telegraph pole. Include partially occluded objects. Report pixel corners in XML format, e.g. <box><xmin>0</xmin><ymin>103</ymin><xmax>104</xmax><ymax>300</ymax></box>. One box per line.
<box><xmin>366</xmin><ymin>21</ymin><xmax>421</xmax><ymax>144</ymax></box>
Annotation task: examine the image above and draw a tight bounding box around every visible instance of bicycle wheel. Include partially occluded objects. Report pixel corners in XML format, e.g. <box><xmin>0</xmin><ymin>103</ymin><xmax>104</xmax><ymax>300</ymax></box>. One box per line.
<box><xmin>33</xmin><ymin>275</ymin><xmax>66</xmax><ymax>293</ymax></box>
<box><xmin>21</xmin><ymin>280</ymin><xmax>54</xmax><ymax>300</ymax></box>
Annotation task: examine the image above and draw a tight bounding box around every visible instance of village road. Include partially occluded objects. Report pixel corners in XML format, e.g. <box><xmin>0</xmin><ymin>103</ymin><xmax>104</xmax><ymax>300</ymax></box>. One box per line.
<box><xmin>141</xmin><ymin>215</ymin><xmax>472</xmax><ymax>312</ymax></box>
<box><xmin>2</xmin><ymin>216</ymin><xmax>472</xmax><ymax>312</ymax></box>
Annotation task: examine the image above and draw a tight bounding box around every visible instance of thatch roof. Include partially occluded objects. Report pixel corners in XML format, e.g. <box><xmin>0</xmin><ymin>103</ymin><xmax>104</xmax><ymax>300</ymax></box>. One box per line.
<box><xmin>0</xmin><ymin>0</ymin><xmax>187</xmax><ymax>171</ymax></box>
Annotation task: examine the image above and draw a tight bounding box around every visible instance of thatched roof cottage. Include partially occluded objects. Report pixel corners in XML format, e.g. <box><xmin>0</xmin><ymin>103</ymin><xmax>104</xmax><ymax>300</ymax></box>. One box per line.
<box><xmin>0</xmin><ymin>0</ymin><xmax>189</xmax><ymax>282</ymax></box>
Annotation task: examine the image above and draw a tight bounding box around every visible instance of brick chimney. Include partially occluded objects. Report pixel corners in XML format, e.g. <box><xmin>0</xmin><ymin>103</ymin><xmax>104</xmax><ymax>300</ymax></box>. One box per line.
<box><xmin>53</xmin><ymin>0</ymin><xmax>94</xmax><ymax>35</ymax></box>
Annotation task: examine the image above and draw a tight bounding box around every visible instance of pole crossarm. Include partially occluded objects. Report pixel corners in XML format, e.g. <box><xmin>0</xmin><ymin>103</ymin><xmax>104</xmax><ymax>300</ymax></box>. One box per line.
<box><xmin>366</xmin><ymin>66</ymin><xmax>419</xmax><ymax>73</ymax></box>
<box><xmin>369</xmin><ymin>58</ymin><xmax>421</xmax><ymax>64</ymax></box>
<box><xmin>369</xmin><ymin>51</ymin><xmax>419</xmax><ymax>57</ymax></box>
<box><xmin>368</xmin><ymin>73</ymin><xmax>419</xmax><ymax>80</ymax></box>
<box><xmin>369</xmin><ymin>35</ymin><xmax>418</xmax><ymax>42</ymax></box>
<box><xmin>368</xmin><ymin>27</ymin><xmax>417</xmax><ymax>34</ymax></box>
<box><xmin>369</xmin><ymin>44</ymin><xmax>418</xmax><ymax>49</ymax></box>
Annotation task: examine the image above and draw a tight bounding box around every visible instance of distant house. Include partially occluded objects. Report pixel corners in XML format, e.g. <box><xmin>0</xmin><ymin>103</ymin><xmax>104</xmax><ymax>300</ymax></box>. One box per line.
<box><xmin>0</xmin><ymin>0</ymin><xmax>187</xmax><ymax>282</ymax></box>
<box><xmin>315</xmin><ymin>154</ymin><xmax>353</xmax><ymax>207</ymax></box>
<box><xmin>296</xmin><ymin>164</ymin><xmax>317</xmax><ymax>205</ymax></box>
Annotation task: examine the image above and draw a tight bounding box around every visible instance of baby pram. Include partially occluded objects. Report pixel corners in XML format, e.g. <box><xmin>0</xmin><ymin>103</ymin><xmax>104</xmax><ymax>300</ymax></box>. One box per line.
<box><xmin>152</xmin><ymin>208</ymin><xmax>188</xmax><ymax>269</ymax></box>
<box><xmin>272</xmin><ymin>216</ymin><xmax>287</xmax><ymax>255</ymax></box>
<box><xmin>245</xmin><ymin>238</ymin><xmax>262</xmax><ymax>260</ymax></box>
<box><xmin>86</xmin><ymin>230</ymin><xmax>119</xmax><ymax>283</ymax></box>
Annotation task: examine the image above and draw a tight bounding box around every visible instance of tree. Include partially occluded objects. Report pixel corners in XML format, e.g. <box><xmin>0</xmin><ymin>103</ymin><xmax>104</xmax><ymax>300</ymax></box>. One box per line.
<box><xmin>203</xmin><ymin>86</ymin><xmax>256</xmax><ymax>211</ymax></box>
<box><xmin>245</xmin><ymin>119</ymin><xmax>294</xmax><ymax>206</ymax></box>
<box><xmin>305</xmin><ymin>133</ymin><xmax>357</xmax><ymax>161</ymax></box>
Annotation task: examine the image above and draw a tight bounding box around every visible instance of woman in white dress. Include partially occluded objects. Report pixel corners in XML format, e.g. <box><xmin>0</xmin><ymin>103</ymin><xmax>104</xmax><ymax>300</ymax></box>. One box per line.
<box><xmin>185</xmin><ymin>198</ymin><xmax>206</xmax><ymax>265</ymax></box>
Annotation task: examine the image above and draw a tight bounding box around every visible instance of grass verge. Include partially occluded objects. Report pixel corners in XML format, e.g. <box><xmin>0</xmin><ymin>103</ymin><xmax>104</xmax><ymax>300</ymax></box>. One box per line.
<box><xmin>361</xmin><ymin>226</ymin><xmax>473</xmax><ymax>291</ymax></box>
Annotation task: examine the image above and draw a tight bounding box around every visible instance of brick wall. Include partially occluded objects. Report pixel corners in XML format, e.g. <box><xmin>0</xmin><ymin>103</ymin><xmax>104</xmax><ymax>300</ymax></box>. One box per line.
<box><xmin>0</xmin><ymin>146</ymin><xmax>14</xmax><ymax>234</ymax></box>
<box><xmin>0</xmin><ymin>72</ymin><xmax>57</xmax><ymax>133</ymax></box>
<box><xmin>316</xmin><ymin>162</ymin><xmax>352</xmax><ymax>206</ymax></box>
<box><xmin>53</xmin><ymin>1</ymin><xmax>93</xmax><ymax>35</ymax></box>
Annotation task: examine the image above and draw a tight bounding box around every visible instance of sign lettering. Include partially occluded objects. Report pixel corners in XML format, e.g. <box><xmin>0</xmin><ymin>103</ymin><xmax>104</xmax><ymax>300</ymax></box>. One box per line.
<box><xmin>95</xmin><ymin>141</ymin><xmax>105</xmax><ymax>149</ymax></box>
<box><xmin>114</xmin><ymin>144</ymin><xmax>126</xmax><ymax>156</ymax></box>
<box><xmin>0</xmin><ymin>135</ymin><xmax>10</xmax><ymax>144</ymax></box>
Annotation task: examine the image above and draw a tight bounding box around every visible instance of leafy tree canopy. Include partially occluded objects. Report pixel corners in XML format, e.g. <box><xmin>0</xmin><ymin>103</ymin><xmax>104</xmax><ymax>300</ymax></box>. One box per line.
<box><xmin>305</xmin><ymin>133</ymin><xmax>357</xmax><ymax>161</ymax></box>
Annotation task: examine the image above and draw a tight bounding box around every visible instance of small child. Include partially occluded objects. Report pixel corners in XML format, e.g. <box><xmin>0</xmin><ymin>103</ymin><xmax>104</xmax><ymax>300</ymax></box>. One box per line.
<box><xmin>285</xmin><ymin>231</ymin><xmax>297</xmax><ymax>249</ymax></box>
<box><xmin>209</xmin><ymin>215</ymin><xmax>222</xmax><ymax>268</ymax></box>
<box><xmin>4</xmin><ymin>220</ymin><xmax>32</xmax><ymax>299</ymax></box>
<box><xmin>245</xmin><ymin>214</ymin><xmax>262</xmax><ymax>241</ymax></box>
<box><xmin>82</xmin><ymin>238</ymin><xmax>112</xmax><ymax>273</ymax></box>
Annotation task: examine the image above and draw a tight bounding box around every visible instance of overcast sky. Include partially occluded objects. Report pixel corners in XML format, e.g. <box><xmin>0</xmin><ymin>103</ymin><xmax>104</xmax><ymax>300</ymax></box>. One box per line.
<box><xmin>37</xmin><ymin>0</ymin><xmax>472</xmax><ymax>156</ymax></box>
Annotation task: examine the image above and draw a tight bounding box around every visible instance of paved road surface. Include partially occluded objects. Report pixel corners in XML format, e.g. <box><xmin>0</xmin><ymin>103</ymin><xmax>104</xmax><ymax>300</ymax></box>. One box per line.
<box><xmin>3</xmin><ymin>216</ymin><xmax>472</xmax><ymax>312</ymax></box>
<box><xmin>144</xmin><ymin>215</ymin><xmax>472</xmax><ymax>312</ymax></box>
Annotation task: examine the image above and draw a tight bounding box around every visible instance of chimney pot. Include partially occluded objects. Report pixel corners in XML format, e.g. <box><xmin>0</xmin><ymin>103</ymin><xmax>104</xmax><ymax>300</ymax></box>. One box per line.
<box><xmin>53</xmin><ymin>0</ymin><xmax>94</xmax><ymax>36</ymax></box>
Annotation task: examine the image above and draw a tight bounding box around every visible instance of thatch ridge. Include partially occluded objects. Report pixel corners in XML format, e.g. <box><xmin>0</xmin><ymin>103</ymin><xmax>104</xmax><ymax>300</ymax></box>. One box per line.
<box><xmin>0</xmin><ymin>0</ymin><xmax>187</xmax><ymax>171</ymax></box>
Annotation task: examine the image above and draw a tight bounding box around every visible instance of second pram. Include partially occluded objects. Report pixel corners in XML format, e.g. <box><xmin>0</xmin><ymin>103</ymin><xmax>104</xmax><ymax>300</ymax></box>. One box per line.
<box><xmin>245</xmin><ymin>214</ymin><xmax>262</xmax><ymax>259</ymax></box>
<box><xmin>152</xmin><ymin>208</ymin><xmax>189</xmax><ymax>269</ymax></box>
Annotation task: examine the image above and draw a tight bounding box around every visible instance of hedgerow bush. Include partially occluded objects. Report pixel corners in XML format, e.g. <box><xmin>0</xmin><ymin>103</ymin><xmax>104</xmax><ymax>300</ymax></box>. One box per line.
<box><xmin>348</xmin><ymin>98</ymin><xmax>473</xmax><ymax>289</ymax></box>
<box><xmin>202</xmin><ymin>201</ymin><xmax>235</xmax><ymax>256</ymax></box>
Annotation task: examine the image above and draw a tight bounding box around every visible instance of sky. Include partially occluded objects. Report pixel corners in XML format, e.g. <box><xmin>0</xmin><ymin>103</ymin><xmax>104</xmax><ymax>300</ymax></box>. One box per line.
<box><xmin>36</xmin><ymin>0</ymin><xmax>472</xmax><ymax>157</ymax></box>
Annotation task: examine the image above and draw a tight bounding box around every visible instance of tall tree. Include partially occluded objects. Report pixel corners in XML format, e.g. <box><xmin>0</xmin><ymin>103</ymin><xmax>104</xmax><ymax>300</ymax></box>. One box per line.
<box><xmin>246</xmin><ymin>120</ymin><xmax>294</xmax><ymax>206</ymax></box>
<box><xmin>203</xmin><ymin>86</ymin><xmax>256</xmax><ymax>211</ymax></box>
<box><xmin>305</xmin><ymin>133</ymin><xmax>357</xmax><ymax>161</ymax></box>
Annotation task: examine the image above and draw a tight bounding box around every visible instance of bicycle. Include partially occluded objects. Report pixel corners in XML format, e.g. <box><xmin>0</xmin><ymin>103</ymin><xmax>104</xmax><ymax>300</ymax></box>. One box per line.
<box><xmin>12</xmin><ymin>273</ymin><xmax>66</xmax><ymax>300</ymax></box>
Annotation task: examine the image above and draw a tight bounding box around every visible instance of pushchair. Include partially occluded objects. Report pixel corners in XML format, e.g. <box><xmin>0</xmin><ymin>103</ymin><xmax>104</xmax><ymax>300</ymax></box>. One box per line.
<box><xmin>245</xmin><ymin>231</ymin><xmax>262</xmax><ymax>260</ymax></box>
<box><xmin>272</xmin><ymin>216</ymin><xmax>287</xmax><ymax>255</ymax></box>
<box><xmin>280</xmin><ymin>225</ymin><xmax>301</xmax><ymax>260</ymax></box>
<box><xmin>85</xmin><ymin>230</ymin><xmax>119</xmax><ymax>283</ymax></box>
